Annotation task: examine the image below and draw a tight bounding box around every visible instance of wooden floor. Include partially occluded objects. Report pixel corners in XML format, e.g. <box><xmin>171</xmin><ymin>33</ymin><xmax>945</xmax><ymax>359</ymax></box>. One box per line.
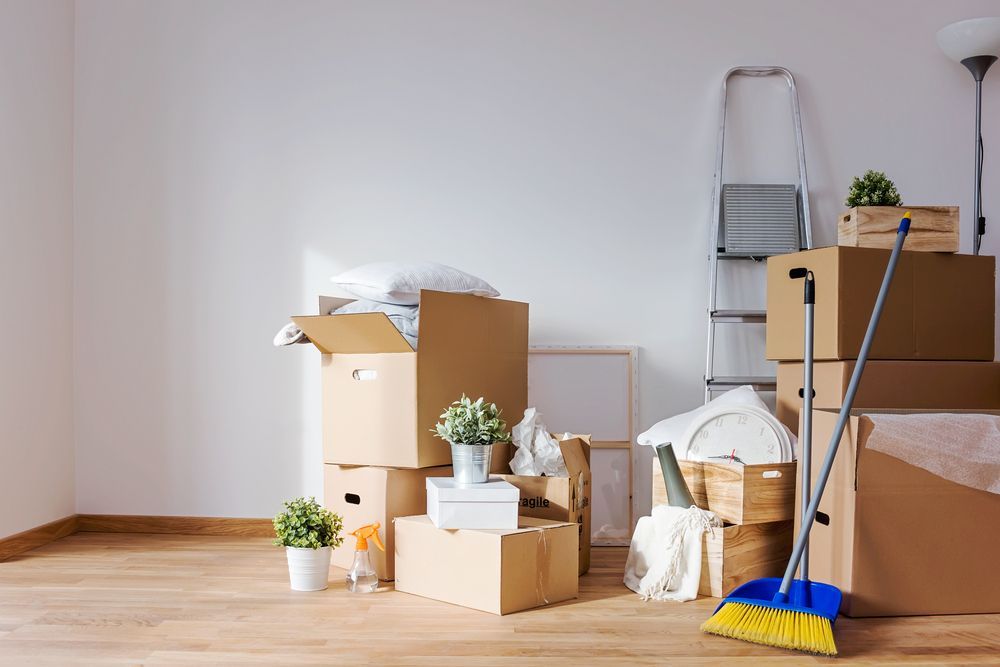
<box><xmin>1</xmin><ymin>534</ymin><xmax>998</xmax><ymax>665</ymax></box>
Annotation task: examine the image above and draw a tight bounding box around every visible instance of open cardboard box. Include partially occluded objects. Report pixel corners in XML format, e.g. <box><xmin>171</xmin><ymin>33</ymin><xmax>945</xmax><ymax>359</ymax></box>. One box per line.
<box><xmin>394</xmin><ymin>515</ymin><xmax>579</xmax><ymax>615</ymax></box>
<box><xmin>323</xmin><ymin>464</ymin><xmax>451</xmax><ymax>580</ymax></box>
<box><xmin>766</xmin><ymin>247</ymin><xmax>995</xmax><ymax>361</ymax></box>
<box><xmin>799</xmin><ymin>408</ymin><xmax>1000</xmax><ymax>617</ymax></box>
<box><xmin>776</xmin><ymin>360</ymin><xmax>1000</xmax><ymax>435</ymax></box>
<box><xmin>489</xmin><ymin>435</ymin><xmax>592</xmax><ymax>575</ymax></box>
<box><xmin>293</xmin><ymin>290</ymin><xmax>528</xmax><ymax>468</ymax></box>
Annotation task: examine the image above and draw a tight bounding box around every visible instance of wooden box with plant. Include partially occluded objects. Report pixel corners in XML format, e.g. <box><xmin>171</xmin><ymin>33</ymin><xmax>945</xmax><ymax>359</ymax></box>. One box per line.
<box><xmin>838</xmin><ymin>169</ymin><xmax>958</xmax><ymax>252</ymax></box>
<box><xmin>433</xmin><ymin>395</ymin><xmax>511</xmax><ymax>484</ymax></box>
<box><xmin>273</xmin><ymin>496</ymin><xmax>344</xmax><ymax>591</ymax></box>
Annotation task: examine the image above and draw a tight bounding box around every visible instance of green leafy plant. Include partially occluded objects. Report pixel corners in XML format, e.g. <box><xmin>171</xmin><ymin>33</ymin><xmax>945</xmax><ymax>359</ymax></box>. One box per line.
<box><xmin>845</xmin><ymin>170</ymin><xmax>903</xmax><ymax>207</ymax></box>
<box><xmin>273</xmin><ymin>496</ymin><xmax>344</xmax><ymax>549</ymax></box>
<box><xmin>432</xmin><ymin>394</ymin><xmax>510</xmax><ymax>446</ymax></box>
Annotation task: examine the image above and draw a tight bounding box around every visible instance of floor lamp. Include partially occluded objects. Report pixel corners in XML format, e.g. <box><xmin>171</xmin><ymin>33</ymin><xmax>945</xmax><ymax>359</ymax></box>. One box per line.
<box><xmin>937</xmin><ymin>17</ymin><xmax>1000</xmax><ymax>255</ymax></box>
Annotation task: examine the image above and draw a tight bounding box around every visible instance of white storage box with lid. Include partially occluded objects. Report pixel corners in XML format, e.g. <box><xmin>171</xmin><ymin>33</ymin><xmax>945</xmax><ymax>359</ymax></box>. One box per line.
<box><xmin>426</xmin><ymin>477</ymin><xmax>519</xmax><ymax>529</ymax></box>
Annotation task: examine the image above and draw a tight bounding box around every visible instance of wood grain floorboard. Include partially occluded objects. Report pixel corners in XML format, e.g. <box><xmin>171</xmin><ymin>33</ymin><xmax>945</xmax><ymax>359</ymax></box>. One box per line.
<box><xmin>0</xmin><ymin>533</ymin><xmax>996</xmax><ymax>665</ymax></box>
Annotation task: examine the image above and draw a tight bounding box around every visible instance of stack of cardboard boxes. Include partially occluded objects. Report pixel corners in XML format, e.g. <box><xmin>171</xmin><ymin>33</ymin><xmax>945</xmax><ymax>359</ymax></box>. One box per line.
<box><xmin>293</xmin><ymin>289</ymin><xmax>593</xmax><ymax>614</ymax></box>
<box><xmin>766</xmin><ymin>244</ymin><xmax>1000</xmax><ymax>617</ymax></box>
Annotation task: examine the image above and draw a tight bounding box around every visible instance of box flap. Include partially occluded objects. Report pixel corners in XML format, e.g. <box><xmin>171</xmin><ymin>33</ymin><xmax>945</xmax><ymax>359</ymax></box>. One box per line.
<box><xmin>427</xmin><ymin>476</ymin><xmax>519</xmax><ymax>502</ymax></box>
<box><xmin>557</xmin><ymin>434</ymin><xmax>591</xmax><ymax>474</ymax></box>
<box><xmin>291</xmin><ymin>313</ymin><xmax>413</xmax><ymax>354</ymax></box>
<box><xmin>318</xmin><ymin>295</ymin><xmax>356</xmax><ymax>314</ymax></box>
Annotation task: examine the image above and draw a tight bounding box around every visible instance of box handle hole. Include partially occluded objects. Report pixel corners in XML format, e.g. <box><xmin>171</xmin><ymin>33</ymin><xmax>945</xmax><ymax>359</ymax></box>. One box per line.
<box><xmin>816</xmin><ymin>511</ymin><xmax>830</xmax><ymax>526</ymax></box>
<box><xmin>352</xmin><ymin>369</ymin><xmax>378</xmax><ymax>381</ymax></box>
<box><xmin>798</xmin><ymin>387</ymin><xmax>816</xmax><ymax>398</ymax></box>
<box><xmin>762</xmin><ymin>470</ymin><xmax>782</xmax><ymax>479</ymax></box>
<box><xmin>344</xmin><ymin>493</ymin><xmax>361</xmax><ymax>505</ymax></box>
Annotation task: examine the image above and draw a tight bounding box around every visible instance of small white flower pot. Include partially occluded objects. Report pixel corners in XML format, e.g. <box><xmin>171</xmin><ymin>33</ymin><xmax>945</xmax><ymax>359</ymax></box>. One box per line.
<box><xmin>285</xmin><ymin>546</ymin><xmax>331</xmax><ymax>591</ymax></box>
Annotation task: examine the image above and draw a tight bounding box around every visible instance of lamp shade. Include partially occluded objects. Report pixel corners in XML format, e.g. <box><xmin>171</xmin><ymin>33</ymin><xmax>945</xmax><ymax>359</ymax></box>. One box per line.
<box><xmin>937</xmin><ymin>17</ymin><xmax>1000</xmax><ymax>63</ymax></box>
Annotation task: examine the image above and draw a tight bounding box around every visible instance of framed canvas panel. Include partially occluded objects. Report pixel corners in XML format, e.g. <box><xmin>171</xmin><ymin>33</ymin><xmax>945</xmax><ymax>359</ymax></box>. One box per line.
<box><xmin>527</xmin><ymin>345</ymin><xmax>638</xmax><ymax>545</ymax></box>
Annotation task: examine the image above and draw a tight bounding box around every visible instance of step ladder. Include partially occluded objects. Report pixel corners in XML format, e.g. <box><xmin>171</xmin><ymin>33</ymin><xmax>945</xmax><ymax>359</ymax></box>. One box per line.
<box><xmin>704</xmin><ymin>67</ymin><xmax>814</xmax><ymax>403</ymax></box>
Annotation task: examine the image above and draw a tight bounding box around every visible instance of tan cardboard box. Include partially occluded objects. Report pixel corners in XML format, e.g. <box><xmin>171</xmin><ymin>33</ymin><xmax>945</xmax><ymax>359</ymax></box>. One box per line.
<box><xmin>323</xmin><ymin>464</ymin><xmax>451</xmax><ymax>580</ymax></box>
<box><xmin>799</xmin><ymin>408</ymin><xmax>1000</xmax><ymax>617</ymax></box>
<box><xmin>294</xmin><ymin>290</ymin><xmax>528</xmax><ymax>468</ymax></box>
<box><xmin>490</xmin><ymin>435</ymin><xmax>592</xmax><ymax>575</ymax></box>
<box><xmin>652</xmin><ymin>460</ymin><xmax>796</xmax><ymax>525</ymax></box>
<box><xmin>394</xmin><ymin>515</ymin><xmax>579</xmax><ymax>615</ymax></box>
<box><xmin>766</xmin><ymin>247</ymin><xmax>995</xmax><ymax>361</ymax></box>
<box><xmin>776</xmin><ymin>360</ymin><xmax>1000</xmax><ymax>435</ymax></box>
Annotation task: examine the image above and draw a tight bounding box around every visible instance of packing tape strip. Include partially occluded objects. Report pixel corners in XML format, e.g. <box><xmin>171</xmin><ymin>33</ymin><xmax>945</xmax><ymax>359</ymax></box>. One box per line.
<box><xmin>535</xmin><ymin>528</ymin><xmax>550</xmax><ymax>606</ymax></box>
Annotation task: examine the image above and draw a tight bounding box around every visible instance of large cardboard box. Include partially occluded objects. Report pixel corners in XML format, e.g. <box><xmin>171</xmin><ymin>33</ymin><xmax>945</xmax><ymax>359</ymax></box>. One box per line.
<box><xmin>323</xmin><ymin>464</ymin><xmax>451</xmax><ymax>580</ymax></box>
<box><xmin>490</xmin><ymin>436</ymin><xmax>592</xmax><ymax>575</ymax></box>
<box><xmin>776</xmin><ymin>360</ymin><xmax>1000</xmax><ymax>435</ymax></box>
<box><xmin>294</xmin><ymin>290</ymin><xmax>528</xmax><ymax>468</ymax></box>
<box><xmin>798</xmin><ymin>408</ymin><xmax>1000</xmax><ymax>617</ymax></box>
<box><xmin>766</xmin><ymin>247</ymin><xmax>994</xmax><ymax>361</ymax></box>
<box><xmin>394</xmin><ymin>515</ymin><xmax>579</xmax><ymax>615</ymax></box>
<box><xmin>652</xmin><ymin>460</ymin><xmax>796</xmax><ymax>525</ymax></box>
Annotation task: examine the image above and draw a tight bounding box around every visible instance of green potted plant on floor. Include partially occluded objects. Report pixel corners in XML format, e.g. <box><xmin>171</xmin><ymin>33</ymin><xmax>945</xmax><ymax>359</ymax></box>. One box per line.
<box><xmin>273</xmin><ymin>496</ymin><xmax>344</xmax><ymax>591</ymax></box>
<box><xmin>433</xmin><ymin>395</ymin><xmax>510</xmax><ymax>484</ymax></box>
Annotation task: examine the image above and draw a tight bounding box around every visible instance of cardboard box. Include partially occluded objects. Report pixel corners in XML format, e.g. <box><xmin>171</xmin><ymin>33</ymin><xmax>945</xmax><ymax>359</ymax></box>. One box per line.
<box><xmin>394</xmin><ymin>515</ymin><xmax>579</xmax><ymax>615</ymax></box>
<box><xmin>838</xmin><ymin>206</ymin><xmax>959</xmax><ymax>252</ymax></box>
<box><xmin>323</xmin><ymin>464</ymin><xmax>451</xmax><ymax>580</ymax></box>
<box><xmin>700</xmin><ymin>521</ymin><xmax>793</xmax><ymax>598</ymax></box>
<box><xmin>766</xmin><ymin>247</ymin><xmax>995</xmax><ymax>361</ymax></box>
<box><xmin>426</xmin><ymin>477</ymin><xmax>519</xmax><ymax>530</ymax></box>
<box><xmin>652</xmin><ymin>460</ymin><xmax>796</xmax><ymax>525</ymax></box>
<box><xmin>490</xmin><ymin>436</ymin><xmax>592</xmax><ymax>575</ymax></box>
<box><xmin>775</xmin><ymin>360</ymin><xmax>1000</xmax><ymax>435</ymax></box>
<box><xmin>798</xmin><ymin>408</ymin><xmax>1000</xmax><ymax>617</ymax></box>
<box><xmin>294</xmin><ymin>290</ymin><xmax>528</xmax><ymax>468</ymax></box>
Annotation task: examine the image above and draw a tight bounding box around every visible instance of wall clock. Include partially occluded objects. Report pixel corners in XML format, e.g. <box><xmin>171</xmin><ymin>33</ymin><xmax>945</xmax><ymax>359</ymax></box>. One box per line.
<box><xmin>677</xmin><ymin>404</ymin><xmax>792</xmax><ymax>464</ymax></box>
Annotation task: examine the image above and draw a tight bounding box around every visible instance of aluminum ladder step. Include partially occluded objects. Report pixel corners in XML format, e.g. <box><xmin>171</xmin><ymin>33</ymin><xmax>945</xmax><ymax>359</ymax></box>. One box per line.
<box><xmin>706</xmin><ymin>376</ymin><xmax>777</xmax><ymax>392</ymax></box>
<box><xmin>710</xmin><ymin>309</ymin><xmax>766</xmax><ymax>323</ymax></box>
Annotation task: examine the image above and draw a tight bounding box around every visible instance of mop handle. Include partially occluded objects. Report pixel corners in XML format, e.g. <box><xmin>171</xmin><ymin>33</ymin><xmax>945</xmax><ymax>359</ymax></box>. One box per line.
<box><xmin>778</xmin><ymin>214</ymin><xmax>910</xmax><ymax>596</ymax></box>
<box><xmin>801</xmin><ymin>271</ymin><xmax>814</xmax><ymax>581</ymax></box>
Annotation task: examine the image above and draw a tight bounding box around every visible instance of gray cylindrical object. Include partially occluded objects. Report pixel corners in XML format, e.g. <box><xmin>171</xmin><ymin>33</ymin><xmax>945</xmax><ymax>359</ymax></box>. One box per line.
<box><xmin>655</xmin><ymin>443</ymin><xmax>696</xmax><ymax>509</ymax></box>
<box><xmin>450</xmin><ymin>443</ymin><xmax>493</xmax><ymax>485</ymax></box>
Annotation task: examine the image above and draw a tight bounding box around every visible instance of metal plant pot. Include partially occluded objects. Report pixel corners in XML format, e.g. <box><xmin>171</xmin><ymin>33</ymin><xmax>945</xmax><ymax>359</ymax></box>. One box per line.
<box><xmin>450</xmin><ymin>443</ymin><xmax>494</xmax><ymax>484</ymax></box>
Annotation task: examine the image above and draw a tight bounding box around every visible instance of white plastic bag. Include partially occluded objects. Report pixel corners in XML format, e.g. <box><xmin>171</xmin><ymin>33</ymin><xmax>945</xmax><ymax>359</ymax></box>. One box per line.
<box><xmin>509</xmin><ymin>408</ymin><xmax>568</xmax><ymax>477</ymax></box>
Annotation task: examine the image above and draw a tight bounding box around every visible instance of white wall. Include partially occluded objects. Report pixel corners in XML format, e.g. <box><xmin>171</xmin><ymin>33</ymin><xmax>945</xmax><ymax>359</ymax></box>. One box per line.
<box><xmin>73</xmin><ymin>0</ymin><xmax>1000</xmax><ymax>518</ymax></box>
<box><xmin>0</xmin><ymin>0</ymin><xmax>75</xmax><ymax>538</ymax></box>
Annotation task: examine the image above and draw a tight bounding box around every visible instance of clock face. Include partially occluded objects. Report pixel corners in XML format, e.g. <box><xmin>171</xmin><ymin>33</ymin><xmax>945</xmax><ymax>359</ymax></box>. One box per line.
<box><xmin>684</xmin><ymin>407</ymin><xmax>788</xmax><ymax>464</ymax></box>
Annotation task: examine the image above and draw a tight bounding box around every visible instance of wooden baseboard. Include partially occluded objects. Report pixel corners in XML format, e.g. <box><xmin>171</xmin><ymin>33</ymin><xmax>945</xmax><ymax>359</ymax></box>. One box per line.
<box><xmin>0</xmin><ymin>515</ymin><xmax>79</xmax><ymax>561</ymax></box>
<box><xmin>1</xmin><ymin>514</ymin><xmax>273</xmax><ymax>560</ymax></box>
<box><xmin>76</xmin><ymin>514</ymin><xmax>274</xmax><ymax>537</ymax></box>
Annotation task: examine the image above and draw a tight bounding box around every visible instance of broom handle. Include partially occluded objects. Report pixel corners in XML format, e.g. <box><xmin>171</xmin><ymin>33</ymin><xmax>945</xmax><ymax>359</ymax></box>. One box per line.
<box><xmin>778</xmin><ymin>217</ymin><xmax>910</xmax><ymax>597</ymax></box>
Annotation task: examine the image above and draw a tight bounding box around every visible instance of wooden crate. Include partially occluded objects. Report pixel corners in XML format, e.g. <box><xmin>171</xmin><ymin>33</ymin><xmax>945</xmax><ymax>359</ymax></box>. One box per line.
<box><xmin>700</xmin><ymin>521</ymin><xmax>793</xmax><ymax>598</ymax></box>
<box><xmin>652</xmin><ymin>460</ymin><xmax>796</xmax><ymax>524</ymax></box>
<box><xmin>838</xmin><ymin>206</ymin><xmax>959</xmax><ymax>252</ymax></box>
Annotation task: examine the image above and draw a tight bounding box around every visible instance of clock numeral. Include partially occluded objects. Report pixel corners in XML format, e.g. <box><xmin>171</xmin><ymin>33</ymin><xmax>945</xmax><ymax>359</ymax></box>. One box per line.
<box><xmin>700</xmin><ymin>430</ymin><xmax>709</xmax><ymax>440</ymax></box>
<box><xmin>759</xmin><ymin>427</ymin><xmax>765</xmax><ymax>436</ymax></box>
<box><xmin>737</xmin><ymin>415</ymin><xmax>748</xmax><ymax>425</ymax></box>
<box><xmin>715</xmin><ymin>417</ymin><xmax>724</xmax><ymax>428</ymax></box>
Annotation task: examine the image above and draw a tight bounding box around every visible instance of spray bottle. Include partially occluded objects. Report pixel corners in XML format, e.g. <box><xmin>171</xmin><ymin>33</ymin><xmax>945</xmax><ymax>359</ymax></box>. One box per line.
<box><xmin>346</xmin><ymin>523</ymin><xmax>385</xmax><ymax>593</ymax></box>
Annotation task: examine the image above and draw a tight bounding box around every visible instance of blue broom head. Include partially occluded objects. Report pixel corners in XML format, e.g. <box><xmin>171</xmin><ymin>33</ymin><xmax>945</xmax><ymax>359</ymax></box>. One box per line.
<box><xmin>715</xmin><ymin>577</ymin><xmax>842</xmax><ymax>621</ymax></box>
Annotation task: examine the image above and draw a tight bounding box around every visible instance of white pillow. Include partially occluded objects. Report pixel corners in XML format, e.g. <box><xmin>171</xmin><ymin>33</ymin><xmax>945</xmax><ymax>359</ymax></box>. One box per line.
<box><xmin>331</xmin><ymin>261</ymin><xmax>499</xmax><ymax>305</ymax></box>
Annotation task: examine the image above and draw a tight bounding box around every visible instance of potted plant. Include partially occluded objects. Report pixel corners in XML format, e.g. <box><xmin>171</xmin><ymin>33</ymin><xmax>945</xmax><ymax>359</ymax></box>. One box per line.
<box><xmin>433</xmin><ymin>395</ymin><xmax>510</xmax><ymax>484</ymax></box>
<box><xmin>839</xmin><ymin>170</ymin><xmax>959</xmax><ymax>251</ymax></box>
<box><xmin>273</xmin><ymin>496</ymin><xmax>344</xmax><ymax>591</ymax></box>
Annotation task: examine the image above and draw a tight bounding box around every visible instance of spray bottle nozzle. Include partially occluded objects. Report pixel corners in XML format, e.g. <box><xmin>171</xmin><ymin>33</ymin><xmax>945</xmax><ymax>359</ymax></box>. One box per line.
<box><xmin>350</xmin><ymin>523</ymin><xmax>385</xmax><ymax>552</ymax></box>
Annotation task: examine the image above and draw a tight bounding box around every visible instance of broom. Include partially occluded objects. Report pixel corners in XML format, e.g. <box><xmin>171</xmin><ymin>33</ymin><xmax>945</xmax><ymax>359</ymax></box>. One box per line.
<box><xmin>701</xmin><ymin>212</ymin><xmax>912</xmax><ymax>656</ymax></box>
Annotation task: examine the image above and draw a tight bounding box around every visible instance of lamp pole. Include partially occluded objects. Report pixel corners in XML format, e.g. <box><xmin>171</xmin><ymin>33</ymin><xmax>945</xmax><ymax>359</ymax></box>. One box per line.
<box><xmin>961</xmin><ymin>55</ymin><xmax>997</xmax><ymax>255</ymax></box>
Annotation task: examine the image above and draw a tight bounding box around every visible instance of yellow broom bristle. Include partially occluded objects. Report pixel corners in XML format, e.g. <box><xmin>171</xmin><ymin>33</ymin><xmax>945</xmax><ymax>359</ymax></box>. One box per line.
<box><xmin>701</xmin><ymin>601</ymin><xmax>837</xmax><ymax>656</ymax></box>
